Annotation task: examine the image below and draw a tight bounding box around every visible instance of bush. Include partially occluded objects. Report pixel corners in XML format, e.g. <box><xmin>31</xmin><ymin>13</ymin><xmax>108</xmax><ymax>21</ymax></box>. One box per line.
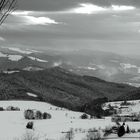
<box><xmin>103</xmin><ymin>126</ymin><xmax>112</xmax><ymax>136</ymax></box>
<box><xmin>43</xmin><ymin>112</ymin><xmax>51</xmax><ymax>119</ymax></box>
<box><xmin>80</xmin><ymin>113</ymin><xmax>88</xmax><ymax>119</ymax></box>
<box><xmin>24</xmin><ymin>110</ymin><xmax>51</xmax><ymax>120</ymax></box>
<box><xmin>6</xmin><ymin>106</ymin><xmax>20</xmax><ymax>111</ymax></box>
<box><xmin>0</xmin><ymin>107</ymin><xmax>4</xmax><ymax>111</ymax></box>
<box><xmin>24</xmin><ymin>110</ymin><xmax>34</xmax><ymax>120</ymax></box>
<box><xmin>35</xmin><ymin>110</ymin><xmax>43</xmax><ymax>120</ymax></box>
<box><xmin>126</xmin><ymin>125</ymin><xmax>130</xmax><ymax>133</ymax></box>
<box><xmin>131</xmin><ymin>129</ymin><xmax>136</xmax><ymax>133</ymax></box>
<box><xmin>26</xmin><ymin>121</ymin><xmax>34</xmax><ymax>129</ymax></box>
<box><xmin>117</xmin><ymin>125</ymin><xmax>125</xmax><ymax>137</ymax></box>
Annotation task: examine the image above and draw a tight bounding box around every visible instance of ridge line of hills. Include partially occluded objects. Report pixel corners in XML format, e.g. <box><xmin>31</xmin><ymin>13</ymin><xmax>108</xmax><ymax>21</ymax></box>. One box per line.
<box><xmin>0</xmin><ymin>67</ymin><xmax>139</xmax><ymax>115</ymax></box>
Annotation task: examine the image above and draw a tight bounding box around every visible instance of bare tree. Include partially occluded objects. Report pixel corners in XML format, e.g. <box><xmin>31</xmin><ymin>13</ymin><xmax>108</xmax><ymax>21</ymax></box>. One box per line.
<box><xmin>0</xmin><ymin>0</ymin><xmax>17</xmax><ymax>25</ymax></box>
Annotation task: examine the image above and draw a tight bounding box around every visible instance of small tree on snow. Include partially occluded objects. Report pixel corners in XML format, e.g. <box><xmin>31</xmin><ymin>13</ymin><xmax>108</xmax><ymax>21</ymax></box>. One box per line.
<box><xmin>126</xmin><ymin>125</ymin><xmax>130</xmax><ymax>133</ymax></box>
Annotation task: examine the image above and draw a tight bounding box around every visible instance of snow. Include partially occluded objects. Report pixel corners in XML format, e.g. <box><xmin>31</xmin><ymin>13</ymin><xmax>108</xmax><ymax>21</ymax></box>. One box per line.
<box><xmin>28</xmin><ymin>56</ymin><xmax>48</xmax><ymax>63</ymax></box>
<box><xmin>0</xmin><ymin>52</ymin><xmax>23</xmax><ymax>61</ymax></box>
<box><xmin>53</xmin><ymin>61</ymin><xmax>62</xmax><ymax>67</ymax></box>
<box><xmin>0</xmin><ymin>101</ymin><xmax>111</xmax><ymax>140</ymax></box>
<box><xmin>106</xmin><ymin>133</ymin><xmax>140</xmax><ymax>140</ymax></box>
<box><xmin>27</xmin><ymin>92</ymin><xmax>38</xmax><ymax>97</ymax></box>
<box><xmin>77</xmin><ymin>66</ymin><xmax>96</xmax><ymax>70</ymax></box>
<box><xmin>3</xmin><ymin>70</ymin><xmax>20</xmax><ymax>74</ymax></box>
<box><xmin>0</xmin><ymin>100</ymin><xmax>140</xmax><ymax>140</ymax></box>
<box><xmin>104</xmin><ymin>99</ymin><xmax>140</xmax><ymax>114</ymax></box>
<box><xmin>87</xmin><ymin>67</ymin><xmax>96</xmax><ymax>70</ymax></box>
<box><xmin>120</xmin><ymin>63</ymin><xmax>137</xmax><ymax>69</ymax></box>
<box><xmin>8</xmin><ymin>55</ymin><xmax>23</xmax><ymax>61</ymax></box>
<box><xmin>8</xmin><ymin>47</ymin><xmax>34</xmax><ymax>54</ymax></box>
<box><xmin>125</xmin><ymin>82</ymin><xmax>140</xmax><ymax>87</ymax></box>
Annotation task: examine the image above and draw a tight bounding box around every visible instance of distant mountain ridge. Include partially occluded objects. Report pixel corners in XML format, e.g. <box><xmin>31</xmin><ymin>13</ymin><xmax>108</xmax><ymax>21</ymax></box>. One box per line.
<box><xmin>0</xmin><ymin>47</ymin><xmax>140</xmax><ymax>87</ymax></box>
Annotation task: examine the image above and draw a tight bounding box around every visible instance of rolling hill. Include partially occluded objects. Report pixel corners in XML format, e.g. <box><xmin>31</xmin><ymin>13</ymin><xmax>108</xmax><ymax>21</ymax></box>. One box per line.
<box><xmin>0</xmin><ymin>67</ymin><xmax>137</xmax><ymax>114</ymax></box>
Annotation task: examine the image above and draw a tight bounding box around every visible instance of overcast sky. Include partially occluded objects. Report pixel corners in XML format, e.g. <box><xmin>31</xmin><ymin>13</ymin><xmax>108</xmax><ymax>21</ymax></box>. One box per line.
<box><xmin>1</xmin><ymin>0</ymin><xmax>140</xmax><ymax>55</ymax></box>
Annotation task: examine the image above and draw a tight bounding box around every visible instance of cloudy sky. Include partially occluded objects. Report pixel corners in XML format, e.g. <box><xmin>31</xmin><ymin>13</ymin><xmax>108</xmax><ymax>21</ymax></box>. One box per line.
<box><xmin>1</xmin><ymin>0</ymin><xmax>140</xmax><ymax>55</ymax></box>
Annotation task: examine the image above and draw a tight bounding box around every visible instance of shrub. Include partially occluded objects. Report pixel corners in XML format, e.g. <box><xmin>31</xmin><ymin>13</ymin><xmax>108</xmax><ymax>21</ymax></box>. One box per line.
<box><xmin>126</xmin><ymin>125</ymin><xmax>130</xmax><ymax>133</ymax></box>
<box><xmin>24</xmin><ymin>110</ymin><xmax>34</xmax><ymax>120</ymax></box>
<box><xmin>43</xmin><ymin>112</ymin><xmax>51</xmax><ymax>119</ymax></box>
<box><xmin>0</xmin><ymin>107</ymin><xmax>4</xmax><ymax>111</ymax></box>
<box><xmin>24</xmin><ymin>110</ymin><xmax>51</xmax><ymax>120</ymax></box>
<box><xmin>26</xmin><ymin>121</ymin><xmax>34</xmax><ymax>129</ymax></box>
<box><xmin>103</xmin><ymin>126</ymin><xmax>112</xmax><ymax>136</ymax></box>
<box><xmin>80</xmin><ymin>113</ymin><xmax>88</xmax><ymax>119</ymax></box>
<box><xmin>131</xmin><ymin>129</ymin><xmax>136</xmax><ymax>133</ymax></box>
<box><xmin>6</xmin><ymin>106</ymin><xmax>20</xmax><ymax>111</ymax></box>
<box><xmin>35</xmin><ymin>110</ymin><xmax>43</xmax><ymax>120</ymax></box>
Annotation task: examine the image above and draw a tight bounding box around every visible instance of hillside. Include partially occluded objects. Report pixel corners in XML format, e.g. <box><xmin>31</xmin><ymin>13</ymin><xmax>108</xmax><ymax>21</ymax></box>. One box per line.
<box><xmin>0</xmin><ymin>67</ymin><xmax>137</xmax><ymax>114</ymax></box>
<box><xmin>117</xmin><ymin>88</ymin><xmax>140</xmax><ymax>101</ymax></box>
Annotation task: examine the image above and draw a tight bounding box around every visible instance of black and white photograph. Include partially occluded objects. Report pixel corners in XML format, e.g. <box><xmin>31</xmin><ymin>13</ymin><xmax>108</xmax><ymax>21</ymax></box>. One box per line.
<box><xmin>1</xmin><ymin>0</ymin><xmax>140</xmax><ymax>139</ymax></box>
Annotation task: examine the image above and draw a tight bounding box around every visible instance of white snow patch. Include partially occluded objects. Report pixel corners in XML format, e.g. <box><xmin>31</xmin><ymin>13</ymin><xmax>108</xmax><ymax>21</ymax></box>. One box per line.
<box><xmin>8</xmin><ymin>47</ymin><xmax>33</xmax><ymax>54</ymax></box>
<box><xmin>8</xmin><ymin>55</ymin><xmax>23</xmax><ymax>61</ymax></box>
<box><xmin>87</xmin><ymin>67</ymin><xmax>96</xmax><ymax>70</ymax></box>
<box><xmin>0</xmin><ymin>52</ymin><xmax>23</xmax><ymax>61</ymax></box>
<box><xmin>3</xmin><ymin>70</ymin><xmax>20</xmax><ymax>74</ymax></box>
<box><xmin>77</xmin><ymin>66</ymin><xmax>96</xmax><ymax>70</ymax></box>
<box><xmin>27</xmin><ymin>92</ymin><xmax>38</xmax><ymax>97</ymax></box>
<box><xmin>125</xmin><ymin>82</ymin><xmax>140</xmax><ymax>87</ymax></box>
<box><xmin>28</xmin><ymin>56</ymin><xmax>48</xmax><ymax>62</ymax></box>
<box><xmin>53</xmin><ymin>61</ymin><xmax>62</xmax><ymax>67</ymax></box>
<box><xmin>120</xmin><ymin>63</ymin><xmax>137</xmax><ymax>69</ymax></box>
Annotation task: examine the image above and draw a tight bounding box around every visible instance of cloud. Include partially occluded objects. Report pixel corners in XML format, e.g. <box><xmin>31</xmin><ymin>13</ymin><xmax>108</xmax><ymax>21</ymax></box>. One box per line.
<box><xmin>71</xmin><ymin>3</ymin><xmax>136</xmax><ymax>14</ymax></box>
<box><xmin>12</xmin><ymin>11</ymin><xmax>32</xmax><ymax>16</ymax></box>
<box><xmin>72</xmin><ymin>3</ymin><xmax>107</xmax><ymax>14</ymax></box>
<box><xmin>24</xmin><ymin>16</ymin><xmax>58</xmax><ymax>25</ymax></box>
<box><xmin>11</xmin><ymin>11</ymin><xmax>59</xmax><ymax>26</ymax></box>
<box><xmin>16</xmin><ymin>0</ymin><xmax>140</xmax><ymax>12</ymax></box>
<box><xmin>0</xmin><ymin>37</ymin><xmax>5</xmax><ymax>41</ymax></box>
<box><xmin>111</xmin><ymin>5</ymin><xmax>135</xmax><ymax>11</ymax></box>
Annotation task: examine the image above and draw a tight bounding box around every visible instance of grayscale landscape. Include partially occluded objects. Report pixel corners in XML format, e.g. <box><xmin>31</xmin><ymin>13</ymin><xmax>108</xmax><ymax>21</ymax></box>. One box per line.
<box><xmin>1</xmin><ymin>0</ymin><xmax>140</xmax><ymax>140</ymax></box>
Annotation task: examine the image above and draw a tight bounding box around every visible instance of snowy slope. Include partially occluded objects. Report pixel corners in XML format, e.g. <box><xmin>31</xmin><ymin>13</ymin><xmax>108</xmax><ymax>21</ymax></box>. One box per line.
<box><xmin>0</xmin><ymin>101</ymin><xmax>140</xmax><ymax>140</ymax></box>
<box><xmin>0</xmin><ymin>101</ymin><xmax>112</xmax><ymax>140</ymax></box>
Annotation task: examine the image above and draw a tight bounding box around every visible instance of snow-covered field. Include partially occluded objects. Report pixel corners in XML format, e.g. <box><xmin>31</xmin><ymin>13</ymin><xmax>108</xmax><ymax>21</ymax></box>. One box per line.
<box><xmin>0</xmin><ymin>101</ymin><xmax>109</xmax><ymax>140</ymax></box>
<box><xmin>104</xmin><ymin>99</ymin><xmax>140</xmax><ymax>114</ymax></box>
<box><xmin>0</xmin><ymin>100</ymin><xmax>140</xmax><ymax>140</ymax></box>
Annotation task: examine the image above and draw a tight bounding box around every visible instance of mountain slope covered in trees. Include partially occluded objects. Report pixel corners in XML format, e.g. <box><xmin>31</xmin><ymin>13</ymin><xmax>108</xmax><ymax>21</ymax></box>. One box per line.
<box><xmin>0</xmin><ymin>67</ymin><xmax>137</xmax><ymax>115</ymax></box>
